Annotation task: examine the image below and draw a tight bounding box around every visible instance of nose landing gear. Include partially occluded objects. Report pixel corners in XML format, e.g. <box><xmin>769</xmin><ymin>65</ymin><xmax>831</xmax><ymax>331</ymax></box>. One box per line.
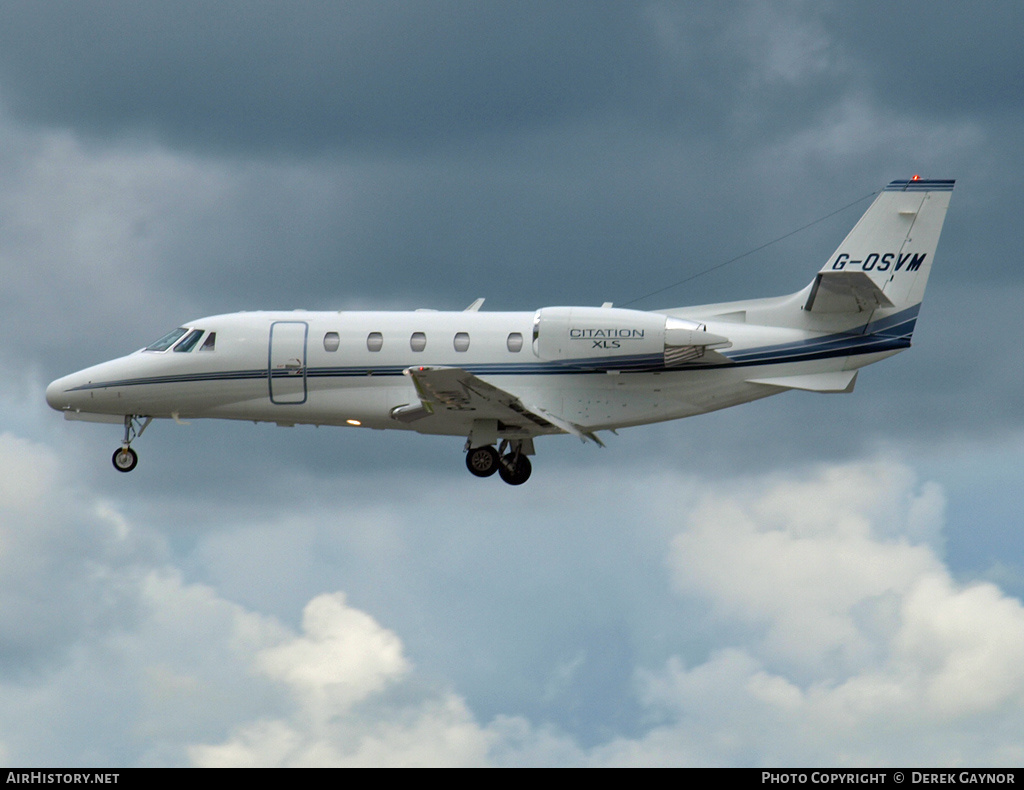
<box><xmin>112</xmin><ymin>446</ymin><xmax>138</xmax><ymax>472</ymax></box>
<box><xmin>113</xmin><ymin>415</ymin><xmax>152</xmax><ymax>473</ymax></box>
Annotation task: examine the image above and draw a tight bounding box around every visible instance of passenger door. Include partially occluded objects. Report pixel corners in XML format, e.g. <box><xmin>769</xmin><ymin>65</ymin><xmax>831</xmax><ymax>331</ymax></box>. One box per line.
<box><xmin>268</xmin><ymin>321</ymin><xmax>308</xmax><ymax>404</ymax></box>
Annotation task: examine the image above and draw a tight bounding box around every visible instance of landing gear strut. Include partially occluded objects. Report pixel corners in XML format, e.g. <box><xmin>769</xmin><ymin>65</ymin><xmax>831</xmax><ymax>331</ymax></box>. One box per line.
<box><xmin>113</xmin><ymin>415</ymin><xmax>152</xmax><ymax>473</ymax></box>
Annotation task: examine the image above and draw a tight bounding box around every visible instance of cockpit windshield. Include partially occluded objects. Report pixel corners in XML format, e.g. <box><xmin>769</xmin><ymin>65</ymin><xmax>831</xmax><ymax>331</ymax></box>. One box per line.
<box><xmin>173</xmin><ymin>329</ymin><xmax>205</xmax><ymax>353</ymax></box>
<box><xmin>145</xmin><ymin>327</ymin><xmax>214</xmax><ymax>353</ymax></box>
<box><xmin>145</xmin><ymin>328</ymin><xmax>188</xmax><ymax>352</ymax></box>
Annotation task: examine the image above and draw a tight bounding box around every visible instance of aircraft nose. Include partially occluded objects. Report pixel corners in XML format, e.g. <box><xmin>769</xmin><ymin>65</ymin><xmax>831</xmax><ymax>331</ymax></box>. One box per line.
<box><xmin>46</xmin><ymin>371</ymin><xmax>93</xmax><ymax>412</ymax></box>
<box><xmin>46</xmin><ymin>375</ymin><xmax>73</xmax><ymax>411</ymax></box>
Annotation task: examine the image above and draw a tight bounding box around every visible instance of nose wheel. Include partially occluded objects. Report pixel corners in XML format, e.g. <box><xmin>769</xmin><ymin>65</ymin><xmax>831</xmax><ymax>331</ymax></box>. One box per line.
<box><xmin>112</xmin><ymin>415</ymin><xmax>151</xmax><ymax>473</ymax></box>
<box><xmin>112</xmin><ymin>446</ymin><xmax>138</xmax><ymax>473</ymax></box>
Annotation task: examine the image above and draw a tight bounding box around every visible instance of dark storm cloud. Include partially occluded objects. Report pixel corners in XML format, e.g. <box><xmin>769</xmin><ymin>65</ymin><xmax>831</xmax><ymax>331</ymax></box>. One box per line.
<box><xmin>0</xmin><ymin>0</ymin><xmax>659</xmax><ymax>152</ymax></box>
<box><xmin>4</xmin><ymin>2</ymin><xmax>1021</xmax><ymax>161</ymax></box>
<box><xmin>824</xmin><ymin>3</ymin><xmax>1024</xmax><ymax>119</ymax></box>
<box><xmin>0</xmin><ymin>1</ymin><xmax>883</xmax><ymax>157</ymax></box>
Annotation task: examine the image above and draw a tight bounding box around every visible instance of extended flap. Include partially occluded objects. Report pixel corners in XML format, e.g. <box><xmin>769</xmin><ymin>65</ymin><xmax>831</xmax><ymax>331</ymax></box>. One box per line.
<box><xmin>400</xmin><ymin>366</ymin><xmax>604</xmax><ymax>444</ymax></box>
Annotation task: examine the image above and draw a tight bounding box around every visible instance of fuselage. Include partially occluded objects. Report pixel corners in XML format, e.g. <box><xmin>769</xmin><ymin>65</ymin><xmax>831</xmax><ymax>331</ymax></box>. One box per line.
<box><xmin>45</xmin><ymin>306</ymin><xmax>903</xmax><ymax>435</ymax></box>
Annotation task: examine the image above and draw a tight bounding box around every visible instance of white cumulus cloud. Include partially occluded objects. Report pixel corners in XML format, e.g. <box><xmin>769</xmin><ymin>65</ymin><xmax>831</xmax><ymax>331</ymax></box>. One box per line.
<box><xmin>189</xmin><ymin>592</ymin><xmax>492</xmax><ymax>767</ymax></box>
<box><xmin>612</xmin><ymin>458</ymin><xmax>1024</xmax><ymax>766</ymax></box>
<box><xmin>3</xmin><ymin>418</ymin><xmax>1024</xmax><ymax>766</ymax></box>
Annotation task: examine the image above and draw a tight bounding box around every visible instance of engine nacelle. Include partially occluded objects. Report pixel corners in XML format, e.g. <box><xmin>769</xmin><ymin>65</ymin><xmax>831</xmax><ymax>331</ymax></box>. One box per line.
<box><xmin>532</xmin><ymin>306</ymin><xmax>729</xmax><ymax>368</ymax></box>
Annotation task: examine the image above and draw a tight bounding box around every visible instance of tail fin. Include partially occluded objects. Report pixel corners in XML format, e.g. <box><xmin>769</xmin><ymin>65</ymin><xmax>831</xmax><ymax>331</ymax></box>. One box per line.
<box><xmin>804</xmin><ymin>178</ymin><xmax>954</xmax><ymax>315</ymax></box>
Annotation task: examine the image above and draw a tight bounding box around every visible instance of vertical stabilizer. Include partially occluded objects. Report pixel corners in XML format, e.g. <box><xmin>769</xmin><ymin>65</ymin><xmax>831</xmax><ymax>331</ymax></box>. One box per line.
<box><xmin>805</xmin><ymin>178</ymin><xmax>954</xmax><ymax>314</ymax></box>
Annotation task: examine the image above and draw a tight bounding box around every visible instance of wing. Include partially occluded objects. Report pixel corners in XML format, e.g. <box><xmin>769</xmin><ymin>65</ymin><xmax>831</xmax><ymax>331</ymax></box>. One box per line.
<box><xmin>395</xmin><ymin>366</ymin><xmax>605</xmax><ymax>446</ymax></box>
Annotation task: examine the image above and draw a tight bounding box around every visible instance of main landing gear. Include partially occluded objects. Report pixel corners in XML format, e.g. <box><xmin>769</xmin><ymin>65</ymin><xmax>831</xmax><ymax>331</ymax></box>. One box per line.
<box><xmin>113</xmin><ymin>415</ymin><xmax>152</xmax><ymax>473</ymax></box>
<box><xmin>464</xmin><ymin>439</ymin><xmax>532</xmax><ymax>486</ymax></box>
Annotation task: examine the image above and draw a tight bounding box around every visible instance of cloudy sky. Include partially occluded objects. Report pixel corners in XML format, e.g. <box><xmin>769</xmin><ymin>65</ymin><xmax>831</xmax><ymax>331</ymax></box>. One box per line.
<box><xmin>1</xmin><ymin>0</ymin><xmax>1023</xmax><ymax>767</ymax></box>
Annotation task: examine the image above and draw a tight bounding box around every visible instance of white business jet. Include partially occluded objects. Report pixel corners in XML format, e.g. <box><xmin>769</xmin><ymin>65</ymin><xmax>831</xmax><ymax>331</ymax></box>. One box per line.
<box><xmin>46</xmin><ymin>178</ymin><xmax>954</xmax><ymax>484</ymax></box>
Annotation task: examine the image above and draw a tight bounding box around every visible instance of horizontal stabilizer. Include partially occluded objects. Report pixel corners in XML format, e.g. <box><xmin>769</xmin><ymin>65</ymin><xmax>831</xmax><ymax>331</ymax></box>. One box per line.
<box><xmin>804</xmin><ymin>271</ymin><xmax>895</xmax><ymax>313</ymax></box>
<box><xmin>747</xmin><ymin>370</ymin><xmax>858</xmax><ymax>393</ymax></box>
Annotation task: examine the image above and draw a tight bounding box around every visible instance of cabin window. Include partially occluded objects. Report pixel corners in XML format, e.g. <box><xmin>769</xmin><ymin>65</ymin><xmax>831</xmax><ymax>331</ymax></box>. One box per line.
<box><xmin>323</xmin><ymin>332</ymin><xmax>340</xmax><ymax>352</ymax></box>
<box><xmin>145</xmin><ymin>327</ymin><xmax>188</xmax><ymax>352</ymax></box>
<box><xmin>507</xmin><ymin>332</ymin><xmax>523</xmax><ymax>353</ymax></box>
<box><xmin>173</xmin><ymin>329</ymin><xmax>205</xmax><ymax>353</ymax></box>
<box><xmin>453</xmin><ymin>332</ymin><xmax>470</xmax><ymax>352</ymax></box>
<box><xmin>200</xmin><ymin>332</ymin><xmax>216</xmax><ymax>351</ymax></box>
<box><xmin>410</xmin><ymin>332</ymin><xmax>427</xmax><ymax>352</ymax></box>
<box><xmin>367</xmin><ymin>332</ymin><xmax>383</xmax><ymax>352</ymax></box>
